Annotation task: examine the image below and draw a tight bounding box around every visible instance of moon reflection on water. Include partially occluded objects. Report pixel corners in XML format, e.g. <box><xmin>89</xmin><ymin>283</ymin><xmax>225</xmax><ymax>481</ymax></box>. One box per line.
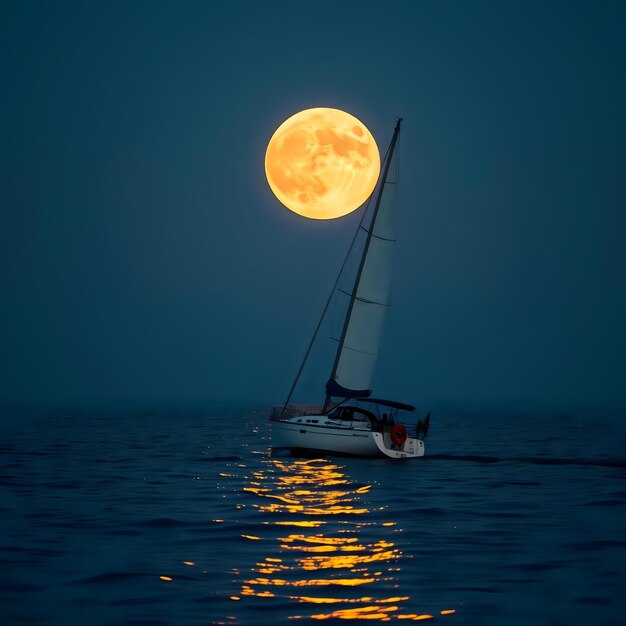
<box><xmin>227</xmin><ymin>457</ymin><xmax>456</xmax><ymax>622</ymax></box>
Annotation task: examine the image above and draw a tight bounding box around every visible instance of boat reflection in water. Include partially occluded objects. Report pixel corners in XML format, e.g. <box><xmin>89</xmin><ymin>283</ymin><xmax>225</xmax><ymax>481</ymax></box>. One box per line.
<box><xmin>236</xmin><ymin>458</ymin><xmax>455</xmax><ymax>621</ymax></box>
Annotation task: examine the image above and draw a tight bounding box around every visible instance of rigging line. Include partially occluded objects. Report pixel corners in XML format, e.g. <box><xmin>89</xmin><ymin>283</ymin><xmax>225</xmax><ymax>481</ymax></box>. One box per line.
<box><xmin>281</xmin><ymin>141</ymin><xmax>394</xmax><ymax>416</ymax></box>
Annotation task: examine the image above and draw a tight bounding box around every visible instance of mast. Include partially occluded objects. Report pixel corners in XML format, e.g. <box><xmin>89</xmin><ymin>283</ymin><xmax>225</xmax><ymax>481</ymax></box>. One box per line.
<box><xmin>322</xmin><ymin>118</ymin><xmax>402</xmax><ymax>412</ymax></box>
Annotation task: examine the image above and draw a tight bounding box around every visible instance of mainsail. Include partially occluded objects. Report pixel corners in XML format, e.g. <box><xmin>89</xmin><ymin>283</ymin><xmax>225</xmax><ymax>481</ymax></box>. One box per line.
<box><xmin>324</xmin><ymin>119</ymin><xmax>402</xmax><ymax>408</ymax></box>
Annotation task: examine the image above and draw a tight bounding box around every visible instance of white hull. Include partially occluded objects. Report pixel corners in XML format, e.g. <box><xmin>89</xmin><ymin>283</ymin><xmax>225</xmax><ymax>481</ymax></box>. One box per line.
<box><xmin>271</xmin><ymin>415</ymin><xmax>425</xmax><ymax>459</ymax></box>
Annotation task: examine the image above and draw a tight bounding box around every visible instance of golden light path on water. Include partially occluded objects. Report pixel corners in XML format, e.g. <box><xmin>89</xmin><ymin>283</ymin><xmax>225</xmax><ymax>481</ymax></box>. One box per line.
<box><xmin>226</xmin><ymin>458</ymin><xmax>458</xmax><ymax>622</ymax></box>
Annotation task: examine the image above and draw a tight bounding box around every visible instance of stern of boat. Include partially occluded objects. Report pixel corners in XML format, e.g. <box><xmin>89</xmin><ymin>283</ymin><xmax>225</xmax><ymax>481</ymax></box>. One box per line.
<box><xmin>372</xmin><ymin>432</ymin><xmax>425</xmax><ymax>459</ymax></box>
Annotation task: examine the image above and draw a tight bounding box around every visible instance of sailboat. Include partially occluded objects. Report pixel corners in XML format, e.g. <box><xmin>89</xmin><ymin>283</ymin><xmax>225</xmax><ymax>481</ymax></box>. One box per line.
<box><xmin>271</xmin><ymin>118</ymin><xmax>426</xmax><ymax>459</ymax></box>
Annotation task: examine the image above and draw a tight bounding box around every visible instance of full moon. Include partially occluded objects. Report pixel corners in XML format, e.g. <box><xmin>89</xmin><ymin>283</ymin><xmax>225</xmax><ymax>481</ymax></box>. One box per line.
<box><xmin>265</xmin><ymin>108</ymin><xmax>380</xmax><ymax>220</ymax></box>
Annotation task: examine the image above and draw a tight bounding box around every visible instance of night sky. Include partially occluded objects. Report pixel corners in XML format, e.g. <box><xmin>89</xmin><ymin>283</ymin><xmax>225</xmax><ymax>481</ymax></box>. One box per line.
<box><xmin>2</xmin><ymin>0</ymin><xmax>625</xmax><ymax>416</ymax></box>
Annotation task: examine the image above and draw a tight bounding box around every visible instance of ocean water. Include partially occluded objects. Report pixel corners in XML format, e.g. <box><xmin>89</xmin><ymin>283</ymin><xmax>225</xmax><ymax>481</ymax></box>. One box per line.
<box><xmin>1</xmin><ymin>408</ymin><xmax>625</xmax><ymax>625</ymax></box>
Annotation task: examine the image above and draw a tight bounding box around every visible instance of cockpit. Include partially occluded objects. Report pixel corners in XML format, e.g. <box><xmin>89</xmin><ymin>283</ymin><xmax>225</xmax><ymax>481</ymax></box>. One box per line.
<box><xmin>328</xmin><ymin>405</ymin><xmax>378</xmax><ymax>427</ymax></box>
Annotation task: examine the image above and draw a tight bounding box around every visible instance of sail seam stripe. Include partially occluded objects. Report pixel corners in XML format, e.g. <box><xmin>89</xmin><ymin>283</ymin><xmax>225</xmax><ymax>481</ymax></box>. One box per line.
<box><xmin>337</xmin><ymin>288</ymin><xmax>390</xmax><ymax>306</ymax></box>
<box><xmin>329</xmin><ymin>337</ymin><xmax>380</xmax><ymax>352</ymax></box>
<box><xmin>356</xmin><ymin>296</ymin><xmax>390</xmax><ymax>306</ymax></box>
<box><xmin>342</xmin><ymin>345</ymin><xmax>379</xmax><ymax>356</ymax></box>
<box><xmin>358</xmin><ymin>225</ymin><xmax>396</xmax><ymax>242</ymax></box>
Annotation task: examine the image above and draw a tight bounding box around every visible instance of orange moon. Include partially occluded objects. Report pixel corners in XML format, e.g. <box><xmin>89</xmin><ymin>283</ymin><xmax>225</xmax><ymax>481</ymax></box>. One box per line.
<box><xmin>265</xmin><ymin>108</ymin><xmax>380</xmax><ymax>220</ymax></box>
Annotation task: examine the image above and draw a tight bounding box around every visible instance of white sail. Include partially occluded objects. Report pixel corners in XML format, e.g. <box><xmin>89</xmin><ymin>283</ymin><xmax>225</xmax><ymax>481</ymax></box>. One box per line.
<box><xmin>332</xmin><ymin>134</ymin><xmax>399</xmax><ymax>393</ymax></box>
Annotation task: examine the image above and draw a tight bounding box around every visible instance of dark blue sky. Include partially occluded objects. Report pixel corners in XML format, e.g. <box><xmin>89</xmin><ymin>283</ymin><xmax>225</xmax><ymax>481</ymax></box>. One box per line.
<box><xmin>2</xmin><ymin>0</ymin><xmax>625</xmax><ymax>412</ymax></box>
